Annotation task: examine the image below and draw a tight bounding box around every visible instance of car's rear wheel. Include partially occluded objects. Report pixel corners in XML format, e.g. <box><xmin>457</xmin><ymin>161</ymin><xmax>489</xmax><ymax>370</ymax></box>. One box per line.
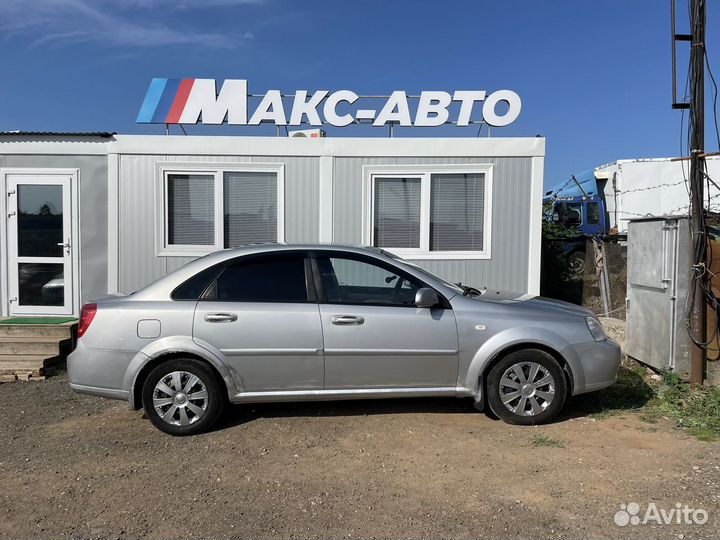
<box><xmin>142</xmin><ymin>358</ymin><xmax>225</xmax><ymax>436</ymax></box>
<box><xmin>486</xmin><ymin>349</ymin><xmax>567</xmax><ymax>425</ymax></box>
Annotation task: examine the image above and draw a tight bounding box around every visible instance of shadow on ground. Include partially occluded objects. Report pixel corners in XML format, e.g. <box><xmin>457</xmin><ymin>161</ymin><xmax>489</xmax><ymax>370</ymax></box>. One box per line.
<box><xmin>214</xmin><ymin>396</ymin><xmax>477</xmax><ymax>431</ymax></box>
<box><xmin>212</xmin><ymin>366</ymin><xmax>656</xmax><ymax>432</ymax></box>
<box><xmin>564</xmin><ymin>365</ymin><xmax>655</xmax><ymax>419</ymax></box>
<box><xmin>45</xmin><ymin>358</ymin><xmax>654</xmax><ymax>432</ymax></box>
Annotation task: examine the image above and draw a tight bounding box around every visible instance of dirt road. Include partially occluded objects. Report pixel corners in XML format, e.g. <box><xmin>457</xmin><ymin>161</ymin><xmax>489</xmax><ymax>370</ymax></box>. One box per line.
<box><xmin>1</xmin><ymin>372</ymin><xmax>718</xmax><ymax>539</ymax></box>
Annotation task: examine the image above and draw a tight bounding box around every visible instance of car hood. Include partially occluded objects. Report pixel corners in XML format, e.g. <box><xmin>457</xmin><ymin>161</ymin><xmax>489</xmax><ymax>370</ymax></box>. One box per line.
<box><xmin>469</xmin><ymin>290</ymin><xmax>593</xmax><ymax>317</ymax></box>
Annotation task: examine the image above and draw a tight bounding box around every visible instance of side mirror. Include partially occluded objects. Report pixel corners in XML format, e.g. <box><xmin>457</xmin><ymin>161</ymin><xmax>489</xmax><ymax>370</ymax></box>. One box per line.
<box><xmin>415</xmin><ymin>287</ymin><xmax>440</xmax><ymax>308</ymax></box>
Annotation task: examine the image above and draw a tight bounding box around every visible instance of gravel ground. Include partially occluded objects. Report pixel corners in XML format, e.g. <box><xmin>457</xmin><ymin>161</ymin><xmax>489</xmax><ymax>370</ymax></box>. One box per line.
<box><xmin>1</xmin><ymin>371</ymin><xmax>719</xmax><ymax>539</ymax></box>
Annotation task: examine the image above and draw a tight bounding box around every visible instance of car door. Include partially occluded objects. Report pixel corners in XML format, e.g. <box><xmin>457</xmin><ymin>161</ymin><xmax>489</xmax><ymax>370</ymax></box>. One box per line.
<box><xmin>193</xmin><ymin>250</ymin><xmax>324</xmax><ymax>392</ymax></box>
<box><xmin>312</xmin><ymin>251</ymin><xmax>459</xmax><ymax>389</ymax></box>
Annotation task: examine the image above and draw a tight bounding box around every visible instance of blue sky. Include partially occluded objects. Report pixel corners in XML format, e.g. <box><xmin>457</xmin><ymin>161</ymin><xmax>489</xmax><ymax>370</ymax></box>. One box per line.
<box><xmin>1</xmin><ymin>0</ymin><xmax>719</xmax><ymax>185</ymax></box>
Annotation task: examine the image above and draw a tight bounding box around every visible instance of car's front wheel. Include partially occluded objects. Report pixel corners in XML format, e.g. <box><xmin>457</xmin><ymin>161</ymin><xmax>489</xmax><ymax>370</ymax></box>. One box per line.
<box><xmin>142</xmin><ymin>358</ymin><xmax>226</xmax><ymax>436</ymax></box>
<box><xmin>486</xmin><ymin>349</ymin><xmax>567</xmax><ymax>425</ymax></box>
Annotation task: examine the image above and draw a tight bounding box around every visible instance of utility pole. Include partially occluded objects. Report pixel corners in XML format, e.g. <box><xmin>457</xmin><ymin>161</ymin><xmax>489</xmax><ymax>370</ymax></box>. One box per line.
<box><xmin>689</xmin><ymin>0</ymin><xmax>706</xmax><ymax>386</ymax></box>
<box><xmin>672</xmin><ymin>0</ymin><xmax>706</xmax><ymax>385</ymax></box>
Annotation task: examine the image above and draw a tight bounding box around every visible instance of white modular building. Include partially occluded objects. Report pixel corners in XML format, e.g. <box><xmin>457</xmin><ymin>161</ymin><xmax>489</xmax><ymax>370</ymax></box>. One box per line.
<box><xmin>0</xmin><ymin>133</ymin><xmax>544</xmax><ymax>317</ymax></box>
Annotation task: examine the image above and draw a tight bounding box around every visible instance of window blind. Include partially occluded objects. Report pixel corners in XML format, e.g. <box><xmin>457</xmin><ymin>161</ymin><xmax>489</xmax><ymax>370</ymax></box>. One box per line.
<box><xmin>167</xmin><ymin>174</ymin><xmax>214</xmax><ymax>246</ymax></box>
<box><xmin>373</xmin><ymin>177</ymin><xmax>421</xmax><ymax>248</ymax></box>
<box><xmin>430</xmin><ymin>173</ymin><xmax>485</xmax><ymax>251</ymax></box>
<box><xmin>223</xmin><ymin>171</ymin><xmax>277</xmax><ymax>247</ymax></box>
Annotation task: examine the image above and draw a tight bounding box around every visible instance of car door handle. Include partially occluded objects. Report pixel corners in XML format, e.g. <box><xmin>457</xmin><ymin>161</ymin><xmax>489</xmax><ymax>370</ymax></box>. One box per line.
<box><xmin>204</xmin><ymin>313</ymin><xmax>238</xmax><ymax>323</ymax></box>
<box><xmin>331</xmin><ymin>315</ymin><xmax>365</xmax><ymax>325</ymax></box>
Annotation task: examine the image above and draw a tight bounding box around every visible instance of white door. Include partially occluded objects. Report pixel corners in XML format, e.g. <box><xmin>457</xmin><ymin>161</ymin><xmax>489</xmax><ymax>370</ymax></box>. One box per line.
<box><xmin>7</xmin><ymin>174</ymin><xmax>74</xmax><ymax>315</ymax></box>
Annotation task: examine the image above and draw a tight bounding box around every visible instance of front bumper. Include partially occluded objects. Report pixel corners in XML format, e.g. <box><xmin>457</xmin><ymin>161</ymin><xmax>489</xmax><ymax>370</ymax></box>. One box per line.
<box><xmin>570</xmin><ymin>338</ymin><xmax>622</xmax><ymax>395</ymax></box>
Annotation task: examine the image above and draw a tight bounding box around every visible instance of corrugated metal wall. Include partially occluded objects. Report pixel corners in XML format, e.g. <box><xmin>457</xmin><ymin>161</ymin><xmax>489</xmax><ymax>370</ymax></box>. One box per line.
<box><xmin>333</xmin><ymin>157</ymin><xmax>532</xmax><ymax>291</ymax></box>
<box><xmin>118</xmin><ymin>154</ymin><xmax>319</xmax><ymax>293</ymax></box>
<box><xmin>118</xmin><ymin>153</ymin><xmax>531</xmax><ymax>294</ymax></box>
<box><xmin>251</xmin><ymin>156</ymin><xmax>319</xmax><ymax>243</ymax></box>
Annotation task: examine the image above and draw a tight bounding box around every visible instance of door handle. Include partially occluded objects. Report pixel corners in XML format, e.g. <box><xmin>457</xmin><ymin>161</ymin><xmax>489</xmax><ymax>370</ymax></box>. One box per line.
<box><xmin>331</xmin><ymin>315</ymin><xmax>365</xmax><ymax>325</ymax></box>
<box><xmin>57</xmin><ymin>238</ymin><xmax>71</xmax><ymax>255</ymax></box>
<box><xmin>204</xmin><ymin>313</ymin><xmax>238</xmax><ymax>323</ymax></box>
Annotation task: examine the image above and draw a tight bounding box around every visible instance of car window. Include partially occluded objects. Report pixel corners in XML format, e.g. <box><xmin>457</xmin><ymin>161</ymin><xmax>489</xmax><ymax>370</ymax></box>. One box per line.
<box><xmin>381</xmin><ymin>250</ymin><xmax>464</xmax><ymax>294</ymax></box>
<box><xmin>213</xmin><ymin>253</ymin><xmax>309</xmax><ymax>303</ymax></box>
<box><xmin>172</xmin><ymin>263</ymin><xmax>224</xmax><ymax>300</ymax></box>
<box><xmin>566</xmin><ymin>203</ymin><xmax>583</xmax><ymax>226</ymax></box>
<box><xmin>587</xmin><ymin>202</ymin><xmax>600</xmax><ymax>225</ymax></box>
<box><xmin>316</xmin><ymin>254</ymin><xmax>422</xmax><ymax>306</ymax></box>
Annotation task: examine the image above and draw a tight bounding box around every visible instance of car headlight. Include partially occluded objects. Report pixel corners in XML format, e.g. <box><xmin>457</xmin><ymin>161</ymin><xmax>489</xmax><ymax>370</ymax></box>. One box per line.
<box><xmin>585</xmin><ymin>316</ymin><xmax>607</xmax><ymax>341</ymax></box>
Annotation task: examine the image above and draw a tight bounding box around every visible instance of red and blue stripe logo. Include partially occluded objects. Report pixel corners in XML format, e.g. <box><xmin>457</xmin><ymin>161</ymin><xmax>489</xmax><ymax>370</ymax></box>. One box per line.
<box><xmin>137</xmin><ymin>78</ymin><xmax>196</xmax><ymax>124</ymax></box>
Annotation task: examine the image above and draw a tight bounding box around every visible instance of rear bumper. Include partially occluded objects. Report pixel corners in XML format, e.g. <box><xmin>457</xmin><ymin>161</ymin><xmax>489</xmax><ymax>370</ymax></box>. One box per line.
<box><xmin>67</xmin><ymin>340</ymin><xmax>137</xmax><ymax>403</ymax></box>
<box><xmin>571</xmin><ymin>338</ymin><xmax>622</xmax><ymax>395</ymax></box>
<box><xmin>69</xmin><ymin>383</ymin><xmax>129</xmax><ymax>401</ymax></box>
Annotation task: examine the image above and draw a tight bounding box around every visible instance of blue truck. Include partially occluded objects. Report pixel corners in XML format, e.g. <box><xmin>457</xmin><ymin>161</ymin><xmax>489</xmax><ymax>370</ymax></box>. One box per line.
<box><xmin>543</xmin><ymin>172</ymin><xmax>615</xmax><ymax>275</ymax></box>
<box><xmin>545</xmin><ymin>193</ymin><xmax>608</xmax><ymax>237</ymax></box>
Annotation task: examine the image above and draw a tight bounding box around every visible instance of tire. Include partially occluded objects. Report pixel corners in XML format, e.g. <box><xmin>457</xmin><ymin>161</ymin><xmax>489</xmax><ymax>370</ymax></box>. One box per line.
<box><xmin>567</xmin><ymin>251</ymin><xmax>585</xmax><ymax>276</ymax></box>
<box><xmin>142</xmin><ymin>358</ymin><xmax>226</xmax><ymax>436</ymax></box>
<box><xmin>486</xmin><ymin>349</ymin><xmax>567</xmax><ymax>425</ymax></box>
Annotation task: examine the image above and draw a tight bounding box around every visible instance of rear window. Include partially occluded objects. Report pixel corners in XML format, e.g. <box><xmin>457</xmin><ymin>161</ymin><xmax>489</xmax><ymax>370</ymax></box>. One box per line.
<box><xmin>171</xmin><ymin>263</ymin><xmax>224</xmax><ymax>300</ymax></box>
<box><xmin>213</xmin><ymin>253</ymin><xmax>309</xmax><ymax>303</ymax></box>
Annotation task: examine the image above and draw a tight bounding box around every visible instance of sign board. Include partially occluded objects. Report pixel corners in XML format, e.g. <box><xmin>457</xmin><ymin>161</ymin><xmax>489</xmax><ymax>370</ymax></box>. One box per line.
<box><xmin>137</xmin><ymin>78</ymin><xmax>521</xmax><ymax>128</ymax></box>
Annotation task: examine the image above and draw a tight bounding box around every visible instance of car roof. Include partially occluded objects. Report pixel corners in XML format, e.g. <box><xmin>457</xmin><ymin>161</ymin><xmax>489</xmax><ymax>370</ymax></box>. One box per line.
<box><xmin>130</xmin><ymin>243</ymin><xmax>400</xmax><ymax>300</ymax></box>
<box><xmin>221</xmin><ymin>243</ymin><xmax>383</xmax><ymax>253</ymax></box>
<box><xmin>186</xmin><ymin>243</ymin><xmax>389</xmax><ymax>266</ymax></box>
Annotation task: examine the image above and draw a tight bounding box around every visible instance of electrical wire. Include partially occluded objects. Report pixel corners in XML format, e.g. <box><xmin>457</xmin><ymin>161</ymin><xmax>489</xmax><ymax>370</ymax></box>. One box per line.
<box><xmin>615</xmin><ymin>178</ymin><xmax>688</xmax><ymax>194</ymax></box>
<box><xmin>682</xmin><ymin>0</ymin><xmax>720</xmax><ymax>350</ymax></box>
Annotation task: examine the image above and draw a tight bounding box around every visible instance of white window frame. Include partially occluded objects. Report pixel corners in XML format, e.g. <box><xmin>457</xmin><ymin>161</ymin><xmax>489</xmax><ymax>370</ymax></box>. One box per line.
<box><xmin>362</xmin><ymin>164</ymin><xmax>493</xmax><ymax>260</ymax></box>
<box><xmin>156</xmin><ymin>162</ymin><xmax>285</xmax><ymax>257</ymax></box>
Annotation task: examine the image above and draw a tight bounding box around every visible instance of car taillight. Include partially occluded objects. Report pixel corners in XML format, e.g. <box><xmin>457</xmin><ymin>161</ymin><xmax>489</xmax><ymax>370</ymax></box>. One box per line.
<box><xmin>78</xmin><ymin>303</ymin><xmax>97</xmax><ymax>338</ymax></box>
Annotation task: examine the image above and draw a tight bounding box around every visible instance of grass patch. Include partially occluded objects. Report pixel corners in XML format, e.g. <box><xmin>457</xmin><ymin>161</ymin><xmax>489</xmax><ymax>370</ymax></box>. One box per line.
<box><xmin>580</xmin><ymin>362</ymin><xmax>720</xmax><ymax>442</ymax></box>
<box><xmin>688</xmin><ymin>427</ymin><xmax>719</xmax><ymax>442</ymax></box>
<box><xmin>644</xmin><ymin>370</ymin><xmax>720</xmax><ymax>442</ymax></box>
<box><xmin>530</xmin><ymin>435</ymin><xmax>565</xmax><ymax>448</ymax></box>
<box><xmin>573</xmin><ymin>365</ymin><xmax>655</xmax><ymax>419</ymax></box>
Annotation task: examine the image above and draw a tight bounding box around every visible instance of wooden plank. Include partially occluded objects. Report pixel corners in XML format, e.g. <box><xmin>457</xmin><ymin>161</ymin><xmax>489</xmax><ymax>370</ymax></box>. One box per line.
<box><xmin>0</xmin><ymin>361</ymin><xmax>46</xmax><ymax>372</ymax></box>
<box><xmin>1</xmin><ymin>370</ymin><xmax>45</xmax><ymax>382</ymax></box>
<box><xmin>0</xmin><ymin>325</ymin><xmax>73</xmax><ymax>339</ymax></box>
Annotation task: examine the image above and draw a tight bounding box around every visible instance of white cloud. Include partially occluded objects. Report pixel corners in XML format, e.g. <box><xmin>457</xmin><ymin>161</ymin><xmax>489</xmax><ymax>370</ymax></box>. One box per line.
<box><xmin>123</xmin><ymin>0</ymin><xmax>265</xmax><ymax>7</ymax></box>
<box><xmin>0</xmin><ymin>0</ymin><xmax>261</xmax><ymax>48</ymax></box>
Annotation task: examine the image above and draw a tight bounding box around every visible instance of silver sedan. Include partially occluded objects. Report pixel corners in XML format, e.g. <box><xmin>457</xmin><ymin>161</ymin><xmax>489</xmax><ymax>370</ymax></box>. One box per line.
<box><xmin>68</xmin><ymin>245</ymin><xmax>621</xmax><ymax>435</ymax></box>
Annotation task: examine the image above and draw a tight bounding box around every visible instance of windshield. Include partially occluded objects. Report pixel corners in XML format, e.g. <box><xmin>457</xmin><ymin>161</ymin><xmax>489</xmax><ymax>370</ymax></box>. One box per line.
<box><xmin>381</xmin><ymin>250</ymin><xmax>465</xmax><ymax>294</ymax></box>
